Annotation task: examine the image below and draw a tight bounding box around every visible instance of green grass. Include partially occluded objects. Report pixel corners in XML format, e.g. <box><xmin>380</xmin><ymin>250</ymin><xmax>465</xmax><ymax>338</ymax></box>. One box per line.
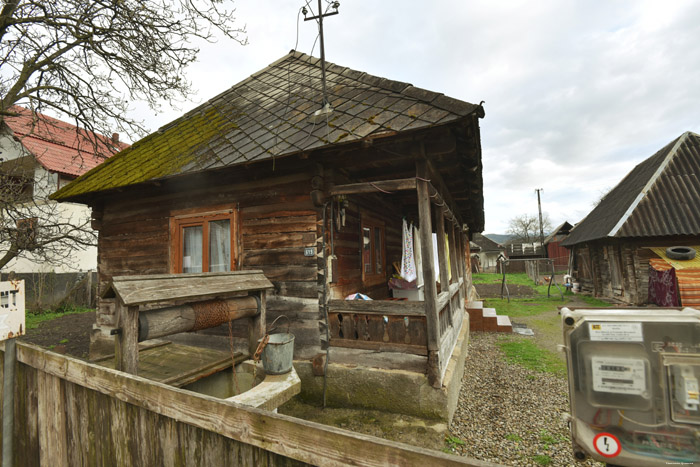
<box><xmin>505</xmin><ymin>433</ymin><xmax>522</xmax><ymax>442</ymax></box>
<box><xmin>25</xmin><ymin>306</ymin><xmax>93</xmax><ymax>330</ymax></box>
<box><xmin>496</xmin><ymin>337</ymin><xmax>567</xmax><ymax>376</ymax></box>
<box><xmin>532</xmin><ymin>454</ymin><xmax>552</xmax><ymax>466</ymax></box>
<box><xmin>578</xmin><ymin>295</ymin><xmax>613</xmax><ymax>307</ymax></box>
<box><xmin>443</xmin><ymin>435</ymin><xmax>465</xmax><ymax>454</ymax></box>
<box><xmin>483</xmin><ymin>297</ymin><xmax>566</xmax><ymax>317</ymax></box>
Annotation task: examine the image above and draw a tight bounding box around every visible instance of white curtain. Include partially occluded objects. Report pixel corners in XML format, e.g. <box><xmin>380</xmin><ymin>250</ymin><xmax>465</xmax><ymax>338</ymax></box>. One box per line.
<box><xmin>183</xmin><ymin>226</ymin><xmax>203</xmax><ymax>273</ymax></box>
<box><xmin>209</xmin><ymin>220</ymin><xmax>230</xmax><ymax>272</ymax></box>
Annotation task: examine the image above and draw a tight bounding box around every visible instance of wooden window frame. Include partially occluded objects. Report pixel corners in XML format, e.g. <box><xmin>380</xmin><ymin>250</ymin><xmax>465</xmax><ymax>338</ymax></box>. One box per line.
<box><xmin>360</xmin><ymin>215</ymin><xmax>386</xmax><ymax>285</ymax></box>
<box><xmin>170</xmin><ymin>210</ymin><xmax>238</xmax><ymax>273</ymax></box>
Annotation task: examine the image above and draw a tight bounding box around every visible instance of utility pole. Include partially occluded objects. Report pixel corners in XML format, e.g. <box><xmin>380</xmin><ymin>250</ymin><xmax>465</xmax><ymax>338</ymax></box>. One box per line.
<box><xmin>535</xmin><ymin>188</ymin><xmax>546</xmax><ymax>257</ymax></box>
<box><xmin>303</xmin><ymin>1</ymin><xmax>340</xmax><ymax>114</ymax></box>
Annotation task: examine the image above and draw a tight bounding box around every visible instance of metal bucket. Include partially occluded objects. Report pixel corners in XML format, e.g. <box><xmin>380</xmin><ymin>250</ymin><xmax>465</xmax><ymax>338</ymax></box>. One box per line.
<box><xmin>259</xmin><ymin>333</ymin><xmax>295</xmax><ymax>374</ymax></box>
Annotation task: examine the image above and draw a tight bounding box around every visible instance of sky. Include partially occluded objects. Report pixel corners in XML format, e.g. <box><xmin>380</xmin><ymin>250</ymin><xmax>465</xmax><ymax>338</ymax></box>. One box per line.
<box><xmin>130</xmin><ymin>0</ymin><xmax>700</xmax><ymax>234</ymax></box>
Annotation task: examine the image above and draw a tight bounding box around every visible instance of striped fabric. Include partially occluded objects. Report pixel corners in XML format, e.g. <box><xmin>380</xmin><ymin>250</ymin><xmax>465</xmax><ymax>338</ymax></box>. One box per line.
<box><xmin>649</xmin><ymin>257</ymin><xmax>700</xmax><ymax>307</ymax></box>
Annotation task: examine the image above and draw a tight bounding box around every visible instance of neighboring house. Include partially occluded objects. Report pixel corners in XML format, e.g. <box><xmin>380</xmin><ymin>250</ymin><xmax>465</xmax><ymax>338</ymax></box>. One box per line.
<box><xmin>52</xmin><ymin>51</ymin><xmax>485</xmax><ymax>417</ymax></box>
<box><xmin>544</xmin><ymin>221</ymin><xmax>573</xmax><ymax>270</ymax></box>
<box><xmin>471</xmin><ymin>233</ymin><xmax>503</xmax><ymax>273</ymax></box>
<box><xmin>562</xmin><ymin>132</ymin><xmax>700</xmax><ymax>305</ymax></box>
<box><xmin>0</xmin><ymin>106</ymin><xmax>125</xmax><ymax>273</ymax></box>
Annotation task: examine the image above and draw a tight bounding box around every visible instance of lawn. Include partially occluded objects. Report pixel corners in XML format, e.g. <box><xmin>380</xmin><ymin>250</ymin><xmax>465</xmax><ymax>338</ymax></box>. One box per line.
<box><xmin>474</xmin><ymin>272</ymin><xmax>612</xmax><ymax>372</ymax></box>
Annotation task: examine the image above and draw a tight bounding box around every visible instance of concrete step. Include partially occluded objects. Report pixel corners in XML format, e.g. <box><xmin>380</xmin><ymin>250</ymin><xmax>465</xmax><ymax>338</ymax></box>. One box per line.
<box><xmin>482</xmin><ymin>308</ymin><xmax>498</xmax><ymax>332</ymax></box>
<box><xmin>466</xmin><ymin>300</ymin><xmax>483</xmax><ymax>312</ymax></box>
<box><xmin>496</xmin><ymin>315</ymin><xmax>513</xmax><ymax>333</ymax></box>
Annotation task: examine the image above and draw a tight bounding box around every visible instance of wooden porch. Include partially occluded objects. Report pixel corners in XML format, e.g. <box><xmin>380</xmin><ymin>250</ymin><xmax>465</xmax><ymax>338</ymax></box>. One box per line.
<box><xmin>327</xmin><ymin>158</ymin><xmax>471</xmax><ymax>388</ymax></box>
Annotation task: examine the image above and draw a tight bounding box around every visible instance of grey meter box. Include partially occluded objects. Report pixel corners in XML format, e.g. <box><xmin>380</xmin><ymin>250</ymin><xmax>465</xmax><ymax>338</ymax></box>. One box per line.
<box><xmin>561</xmin><ymin>307</ymin><xmax>700</xmax><ymax>466</ymax></box>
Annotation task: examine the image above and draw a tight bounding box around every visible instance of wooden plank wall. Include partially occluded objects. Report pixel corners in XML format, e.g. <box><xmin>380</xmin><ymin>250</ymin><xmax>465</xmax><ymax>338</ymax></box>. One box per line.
<box><xmin>93</xmin><ymin>166</ymin><xmax>322</xmax><ymax>358</ymax></box>
<box><xmin>328</xmin><ymin>197</ymin><xmax>403</xmax><ymax>301</ymax></box>
<box><xmin>1</xmin><ymin>343</ymin><xmax>489</xmax><ymax>467</ymax></box>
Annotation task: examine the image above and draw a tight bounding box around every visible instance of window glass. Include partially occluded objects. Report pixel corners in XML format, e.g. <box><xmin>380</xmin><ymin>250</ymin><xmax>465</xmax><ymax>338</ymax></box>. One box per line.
<box><xmin>182</xmin><ymin>225</ymin><xmax>203</xmax><ymax>273</ymax></box>
<box><xmin>362</xmin><ymin>227</ymin><xmax>372</xmax><ymax>273</ymax></box>
<box><xmin>209</xmin><ymin>219</ymin><xmax>231</xmax><ymax>272</ymax></box>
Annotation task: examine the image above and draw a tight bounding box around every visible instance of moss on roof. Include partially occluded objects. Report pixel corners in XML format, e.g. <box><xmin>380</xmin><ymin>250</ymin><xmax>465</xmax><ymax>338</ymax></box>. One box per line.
<box><xmin>52</xmin><ymin>106</ymin><xmax>233</xmax><ymax>200</ymax></box>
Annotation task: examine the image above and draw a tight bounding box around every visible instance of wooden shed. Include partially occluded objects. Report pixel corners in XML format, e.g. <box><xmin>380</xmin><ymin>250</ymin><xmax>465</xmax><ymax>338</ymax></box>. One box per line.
<box><xmin>562</xmin><ymin>132</ymin><xmax>700</xmax><ymax>304</ymax></box>
<box><xmin>52</xmin><ymin>51</ymin><xmax>485</xmax><ymax>390</ymax></box>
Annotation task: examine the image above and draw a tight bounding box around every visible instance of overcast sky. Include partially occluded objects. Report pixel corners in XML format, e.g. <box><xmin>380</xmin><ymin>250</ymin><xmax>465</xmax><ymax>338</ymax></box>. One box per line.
<box><xmin>133</xmin><ymin>0</ymin><xmax>700</xmax><ymax>234</ymax></box>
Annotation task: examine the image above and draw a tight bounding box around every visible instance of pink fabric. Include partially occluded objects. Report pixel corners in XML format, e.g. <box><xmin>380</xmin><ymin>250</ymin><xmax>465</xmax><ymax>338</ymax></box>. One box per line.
<box><xmin>648</xmin><ymin>265</ymin><xmax>679</xmax><ymax>307</ymax></box>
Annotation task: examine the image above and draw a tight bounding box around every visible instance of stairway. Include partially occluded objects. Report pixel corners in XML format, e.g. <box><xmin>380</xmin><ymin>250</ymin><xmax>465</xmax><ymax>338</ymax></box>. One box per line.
<box><xmin>466</xmin><ymin>301</ymin><xmax>512</xmax><ymax>333</ymax></box>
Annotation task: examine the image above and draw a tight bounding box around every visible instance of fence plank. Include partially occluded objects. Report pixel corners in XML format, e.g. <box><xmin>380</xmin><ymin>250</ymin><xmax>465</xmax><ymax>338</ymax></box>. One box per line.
<box><xmin>37</xmin><ymin>371</ymin><xmax>68</xmax><ymax>466</ymax></box>
<box><xmin>14</xmin><ymin>342</ymin><xmax>493</xmax><ymax>467</ymax></box>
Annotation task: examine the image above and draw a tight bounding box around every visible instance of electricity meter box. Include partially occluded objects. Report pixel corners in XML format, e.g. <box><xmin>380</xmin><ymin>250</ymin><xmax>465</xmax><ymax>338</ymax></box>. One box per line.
<box><xmin>561</xmin><ymin>307</ymin><xmax>700</xmax><ymax>466</ymax></box>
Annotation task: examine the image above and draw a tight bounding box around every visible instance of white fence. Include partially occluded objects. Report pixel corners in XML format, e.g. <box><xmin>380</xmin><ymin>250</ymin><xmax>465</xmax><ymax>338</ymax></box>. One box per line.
<box><xmin>0</xmin><ymin>280</ymin><xmax>25</xmax><ymax>339</ymax></box>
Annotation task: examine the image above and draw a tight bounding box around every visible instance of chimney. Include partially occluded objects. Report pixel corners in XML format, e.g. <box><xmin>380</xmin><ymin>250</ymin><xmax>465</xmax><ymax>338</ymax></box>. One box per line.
<box><xmin>111</xmin><ymin>133</ymin><xmax>119</xmax><ymax>144</ymax></box>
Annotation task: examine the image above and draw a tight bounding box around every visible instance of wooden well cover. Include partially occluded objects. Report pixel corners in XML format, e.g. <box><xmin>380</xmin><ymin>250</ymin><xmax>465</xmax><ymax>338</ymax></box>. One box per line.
<box><xmin>102</xmin><ymin>271</ymin><xmax>274</xmax><ymax>306</ymax></box>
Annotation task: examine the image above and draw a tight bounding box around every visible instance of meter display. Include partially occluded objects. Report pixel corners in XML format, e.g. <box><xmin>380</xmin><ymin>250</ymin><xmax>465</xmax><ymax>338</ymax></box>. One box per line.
<box><xmin>562</xmin><ymin>307</ymin><xmax>700</xmax><ymax>466</ymax></box>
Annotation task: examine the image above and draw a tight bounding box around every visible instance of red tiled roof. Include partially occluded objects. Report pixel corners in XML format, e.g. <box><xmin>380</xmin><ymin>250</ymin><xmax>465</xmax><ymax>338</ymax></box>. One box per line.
<box><xmin>4</xmin><ymin>106</ymin><xmax>128</xmax><ymax>177</ymax></box>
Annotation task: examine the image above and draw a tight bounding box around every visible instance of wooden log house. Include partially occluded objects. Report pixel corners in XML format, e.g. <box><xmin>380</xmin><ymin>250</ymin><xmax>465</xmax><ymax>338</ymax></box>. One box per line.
<box><xmin>562</xmin><ymin>131</ymin><xmax>700</xmax><ymax>305</ymax></box>
<box><xmin>52</xmin><ymin>51</ymin><xmax>485</xmax><ymax>388</ymax></box>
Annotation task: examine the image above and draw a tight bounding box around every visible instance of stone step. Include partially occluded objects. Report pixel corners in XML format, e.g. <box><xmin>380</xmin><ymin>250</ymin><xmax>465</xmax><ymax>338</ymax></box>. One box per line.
<box><xmin>496</xmin><ymin>315</ymin><xmax>513</xmax><ymax>333</ymax></box>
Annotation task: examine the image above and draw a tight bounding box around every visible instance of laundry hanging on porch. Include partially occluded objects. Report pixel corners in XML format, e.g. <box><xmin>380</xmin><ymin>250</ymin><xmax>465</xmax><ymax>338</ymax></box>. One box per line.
<box><xmin>401</xmin><ymin>219</ymin><xmax>417</xmax><ymax>282</ymax></box>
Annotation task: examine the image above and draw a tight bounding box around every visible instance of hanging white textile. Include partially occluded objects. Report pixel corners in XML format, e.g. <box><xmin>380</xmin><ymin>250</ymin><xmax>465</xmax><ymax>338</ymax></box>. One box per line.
<box><xmin>400</xmin><ymin>219</ymin><xmax>417</xmax><ymax>282</ymax></box>
<box><xmin>414</xmin><ymin>225</ymin><xmax>424</xmax><ymax>287</ymax></box>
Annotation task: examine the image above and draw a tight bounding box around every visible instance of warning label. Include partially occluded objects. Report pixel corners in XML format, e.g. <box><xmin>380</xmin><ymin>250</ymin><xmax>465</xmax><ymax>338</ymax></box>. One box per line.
<box><xmin>589</xmin><ymin>322</ymin><xmax>643</xmax><ymax>342</ymax></box>
<box><xmin>591</xmin><ymin>356</ymin><xmax>647</xmax><ymax>395</ymax></box>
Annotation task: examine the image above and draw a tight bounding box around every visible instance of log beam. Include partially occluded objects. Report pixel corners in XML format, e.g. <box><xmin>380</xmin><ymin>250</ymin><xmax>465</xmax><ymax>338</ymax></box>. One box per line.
<box><xmin>138</xmin><ymin>296</ymin><xmax>259</xmax><ymax>342</ymax></box>
<box><xmin>329</xmin><ymin>178</ymin><xmax>417</xmax><ymax>196</ymax></box>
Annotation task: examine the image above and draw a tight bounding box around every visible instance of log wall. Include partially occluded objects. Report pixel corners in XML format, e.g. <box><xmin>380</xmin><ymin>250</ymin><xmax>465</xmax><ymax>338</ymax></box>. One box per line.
<box><xmin>570</xmin><ymin>236</ymin><xmax>700</xmax><ymax>305</ymax></box>
<box><xmin>91</xmin><ymin>165</ymin><xmax>322</xmax><ymax>358</ymax></box>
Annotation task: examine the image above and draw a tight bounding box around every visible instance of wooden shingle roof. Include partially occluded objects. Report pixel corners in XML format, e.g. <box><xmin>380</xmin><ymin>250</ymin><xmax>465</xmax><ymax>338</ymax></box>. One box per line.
<box><xmin>563</xmin><ymin>132</ymin><xmax>700</xmax><ymax>246</ymax></box>
<box><xmin>52</xmin><ymin>50</ymin><xmax>484</xmax><ymax>202</ymax></box>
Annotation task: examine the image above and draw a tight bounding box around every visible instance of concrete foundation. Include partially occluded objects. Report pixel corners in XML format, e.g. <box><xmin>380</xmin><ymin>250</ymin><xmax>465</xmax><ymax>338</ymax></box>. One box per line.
<box><xmin>294</xmin><ymin>314</ymin><xmax>470</xmax><ymax>423</ymax></box>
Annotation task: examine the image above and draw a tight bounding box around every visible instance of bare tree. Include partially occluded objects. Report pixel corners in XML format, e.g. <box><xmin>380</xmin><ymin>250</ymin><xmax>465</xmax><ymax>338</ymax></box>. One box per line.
<box><xmin>0</xmin><ymin>0</ymin><xmax>246</xmax><ymax>271</ymax></box>
<box><xmin>506</xmin><ymin>213</ymin><xmax>552</xmax><ymax>244</ymax></box>
<box><xmin>0</xmin><ymin>0</ymin><xmax>246</xmax><ymax>145</ymax></box>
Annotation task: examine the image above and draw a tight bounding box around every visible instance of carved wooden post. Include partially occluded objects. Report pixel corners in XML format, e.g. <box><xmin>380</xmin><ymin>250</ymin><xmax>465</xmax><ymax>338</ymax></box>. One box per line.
<box><xmin>115</xmin><ymin>301</ymin><xmax>139</xmax><ymax>375</ymax></box>
<box><xmin>416</xmin><ymin>159</ymin><xmax>441</xmax><ymax>388</ymax></box>
<box><xmin>461</xmin><ymin>231</ymin><xmax>470</xmax><ymax>296</ymax></box>
<box><xmin>434</xmin><ymin>205</ymin><xmax>451</xmax><ymax>326</ymax></box>
<box><xmin>447</xmin><ymin>221</ymin><xmax>460</xmax><ymax>304</ymax></box>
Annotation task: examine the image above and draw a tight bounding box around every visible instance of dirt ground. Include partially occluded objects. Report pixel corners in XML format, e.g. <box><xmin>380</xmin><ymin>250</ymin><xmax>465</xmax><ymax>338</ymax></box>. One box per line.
<box><xmin>474</xmin><ymin>282</ymin><xmax>538</xmax><ymax>298</ymax></box>
<box><xmin>20</xmin><ymin>311</ymin><xmax>95</xmax><ymax>359</ymax></box>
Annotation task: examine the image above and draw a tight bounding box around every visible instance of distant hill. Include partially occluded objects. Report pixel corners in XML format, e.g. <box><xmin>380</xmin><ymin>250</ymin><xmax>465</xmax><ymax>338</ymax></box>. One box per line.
<box><xmin>482</xmin><ymin>233</ymin><xmax>513</xmax><ymax>244</ymax></box>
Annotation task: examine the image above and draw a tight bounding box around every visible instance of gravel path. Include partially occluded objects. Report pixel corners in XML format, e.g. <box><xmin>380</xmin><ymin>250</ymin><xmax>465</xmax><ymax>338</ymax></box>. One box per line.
<box><xmin>449</xmin><ymin>333</ymin><xmax>602</xmax><ymax>467</ymax></box>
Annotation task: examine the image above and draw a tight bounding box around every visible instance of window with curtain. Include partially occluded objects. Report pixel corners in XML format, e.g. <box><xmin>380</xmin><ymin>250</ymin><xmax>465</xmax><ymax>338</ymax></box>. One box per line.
<box><xmin>172</xmin><ymin>211</ymin><xmax>236</xmax><ymax>273</ymax></box>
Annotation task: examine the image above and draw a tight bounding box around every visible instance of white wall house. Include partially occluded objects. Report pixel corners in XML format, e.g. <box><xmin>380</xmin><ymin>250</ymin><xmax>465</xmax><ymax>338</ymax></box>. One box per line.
<box><xmin>0</xmin><ymin>107</ymin><xmax>124</xmax><ymax>274</ymax></box>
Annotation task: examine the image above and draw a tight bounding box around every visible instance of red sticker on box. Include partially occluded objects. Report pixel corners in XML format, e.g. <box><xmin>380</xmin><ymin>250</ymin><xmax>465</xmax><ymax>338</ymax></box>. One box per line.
<box><xmin>593</xmin><ymin>433</ymin><xmax>621</xmax><ymax>458</ymax></box>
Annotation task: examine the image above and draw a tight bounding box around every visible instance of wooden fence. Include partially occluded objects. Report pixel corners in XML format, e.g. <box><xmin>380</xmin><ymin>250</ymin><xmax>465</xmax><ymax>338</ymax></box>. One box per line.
<box><xmin>0</xmin><ymin>341</ymin><xmax>496</xmax><ymax>467</ymax></box>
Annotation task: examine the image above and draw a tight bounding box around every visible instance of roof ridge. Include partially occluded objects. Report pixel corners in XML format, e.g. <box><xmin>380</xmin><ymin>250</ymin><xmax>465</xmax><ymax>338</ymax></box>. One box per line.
<box><xmin>607</xmin><ymin>132</ymin><xmax>689</xmax><ymax>237</ymax></box>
